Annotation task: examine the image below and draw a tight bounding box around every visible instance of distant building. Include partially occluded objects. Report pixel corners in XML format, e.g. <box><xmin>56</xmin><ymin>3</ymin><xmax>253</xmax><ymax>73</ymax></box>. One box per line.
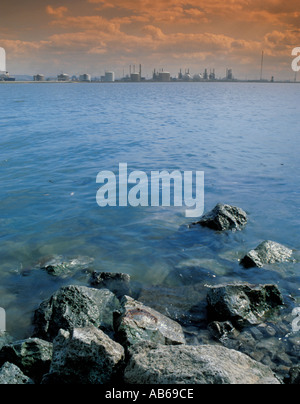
<box><xmin>104</xmin><ymin>71</ymin><xmax>115</xmax><ymax>82</ymax></box>
<box><xmin>79</xmin><ymin>74</ymin><xmax>91</xmax><ymax>82</ymax></box>
<box><xmin>183</xmin><ymin>69</ymin><xmax>192</xmax><ymax>81</ymax></box>
<box><xmin>193</xmin><ymin>74</ymin><xmax>203</xmax><ymax>82</ymax></box>
<box><xmin>158</xmin><ymin>72</ymin><xmax>171</xmax><ymax>82</ymax></box>
<box><xmin>130</xmin><ymin>73</ymin><xmax>141</xmax><ymax>82</ymax></box>
<box><xmin>226</xmin><ymin>68</ymin><xmax>233</xmax><ymax>80</ymax></box>
<box><xmin>203</xmin><ymin>68</ymin><xmax>208</xmax><ymax>80</ymax></box>
<box><xmin>57</xmin><ymin>73</ymin><xmax>70</xmax><ymax>82</ymax></box>
<box><xmin>33</xmin><ymin>74</ymin><xmax>45</xmax><ymax>82</ymax></box>
<box><xmin>209</xmin><ymin>69</ymin><xmax>216</xmax><ymax>80</ymax></box>
<box><xmin>0</xmin><ymin>47</ymin><xmax>15</xmax><ymax>81</ymax></box>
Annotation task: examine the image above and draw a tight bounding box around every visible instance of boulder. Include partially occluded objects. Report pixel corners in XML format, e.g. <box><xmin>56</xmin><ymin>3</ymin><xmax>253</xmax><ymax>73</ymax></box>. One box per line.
<box><xmin>0</xmin><ymin>338</ymin><xmax>52</xmax><ymax>383</ymax></box>
<box><xmin>124</xmin><ymin>344</ymin><xmax>281</xmax><ymax>384</ymax></box>
<box><xmin>0</xmin><ymin>362</ymin><xmax>34</xmax><ymax>385</ymax></box>
<box><xmin>207</xmin><ymin>283</ymin><xmax>284</xmax><ymax>328</ymax></box>
<box><xmin>240</xmin><ymin>241</ymin><xmax>294</xmax><ymax>268</ymax></box>
<box><xmin>42</xmin><ymin>326</ymin><xmax>124</xmax><ymax>384</ymax></box>
<box><xmin>194</xmin><ymin>203</ymin><xmax>247</xmax><ymax>231</ymax></box>
<box><xmin>288</xmin><ymin>366</ymin><xmax>300</xmax><ymax>384</ymax></box>
<box><xmin>90</xmin><ymin>272</ymin><xmax>131</xmax><ymax>299</ymax></box>
<box><xmin>33</xmin><ymin>285</ymin><xmax>120</xmax><ymax>341</ymax></box>
<box><xmin>114</xmin><ymin>296</ymin><xmax>185</xmax><ymax>348</ymax></box>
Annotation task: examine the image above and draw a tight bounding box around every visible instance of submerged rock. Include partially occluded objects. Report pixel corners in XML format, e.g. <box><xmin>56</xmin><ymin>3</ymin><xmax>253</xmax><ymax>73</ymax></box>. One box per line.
<box><xmin>0</xmin><ymin>362</ymin><xmax>34</xmax><ymax>385</ymax></box>
<box><xmin>240</xmin><ymin>241</ymin><xmax>294</xmax><ymax>269</ymax></box>
<box><xmin>124</xmin><ymin>343</ymin><xmax>281</xmax><ymax>384</ymax></box>
<box><xmin>90</xmin><ymin>272</ymin><xmax>131</xmax><ymax>299</ymax></box>
<box><xmin>42</xmin><ymin>326</ymin><xmax>124</xmax><ymax>384</ymax></box>
<box><xmin>194</xmin><ymin>203</ymin><xmax>248</xmax><ymax>231</ymax></box>
<box><xmin>0</xmin><ymin>338</ymin><xmax>52</xmax><ymax>383</ymax></box>
<box><xmin>39</xmin><ymin>256</ymin><xmax>94</xmax><ymax>277</ymax></box>
<box><xmin>33</xmin><ymin>285</ymin><xmax>120</xmax><ymax>341</ymax></box>
<box><xmin>114</xmin><ymin>296</ymin><xmax>186</xmax><ymax>348</ymax></box>
<box><xmin>207</xmin><ymin>283</ymin><xmax>284</xmax><ymax>328</ymax></box>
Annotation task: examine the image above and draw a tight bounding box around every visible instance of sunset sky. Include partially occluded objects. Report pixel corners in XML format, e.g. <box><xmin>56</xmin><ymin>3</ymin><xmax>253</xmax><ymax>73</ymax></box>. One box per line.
<box><xmin>1</xmin><ymin>0</ymin><xmax>299</xmax><ymax>79</ymax></box>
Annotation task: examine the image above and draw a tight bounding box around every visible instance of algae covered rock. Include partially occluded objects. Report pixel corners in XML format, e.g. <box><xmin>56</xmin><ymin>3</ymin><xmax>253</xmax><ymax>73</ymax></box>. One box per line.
<box><xmin>240</xmin><ymin>241</ymin><xmax>294</xmax><ymax>269</ymax></box>
<box><xmin>0</xmin><ymin>338</ymin><xmax>52</xmax><ymax>382</ymax></box>
<box><xmin>194</xmin><ymin>203</ymin><xmax>247</xmax><ymax>231</ymax></box>
<box><xmin>207</xmin><ymin>283</ymin><xmax>284</xmax><ymax>328</ymax></box>
<box><xmin>33</xmin><ymin>285</ymin><xmax>120</xmax><ymax>341</ymax></box>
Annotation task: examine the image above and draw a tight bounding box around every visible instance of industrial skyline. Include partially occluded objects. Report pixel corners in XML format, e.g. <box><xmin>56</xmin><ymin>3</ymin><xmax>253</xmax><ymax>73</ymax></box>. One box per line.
<box><xmin>0</xmin><ymin>1</ymin><xmax>299</xmax><ymax>81</ymax></box>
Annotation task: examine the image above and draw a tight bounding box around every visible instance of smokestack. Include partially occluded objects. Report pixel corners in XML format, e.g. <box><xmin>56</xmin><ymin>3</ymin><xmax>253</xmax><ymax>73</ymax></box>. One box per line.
<box><xmin>260</xmin><ymin>50</ymin><xmax>264</xmax><ymax>81</ymax></box>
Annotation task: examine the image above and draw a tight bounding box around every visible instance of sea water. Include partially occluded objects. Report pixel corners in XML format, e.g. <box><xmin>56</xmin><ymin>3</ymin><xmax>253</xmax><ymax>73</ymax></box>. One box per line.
<box><xmin>0</xmin><ymin>82</ymin><xmax>299</xmax><ymax>338</ymax></box>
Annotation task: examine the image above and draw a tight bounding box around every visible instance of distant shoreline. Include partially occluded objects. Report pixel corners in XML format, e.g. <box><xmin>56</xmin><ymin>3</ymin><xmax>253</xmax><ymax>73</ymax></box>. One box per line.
<box><xmin>0</xmin><ymin>80</ymin><xmax>299</xmax><ymax>84</ymax></box>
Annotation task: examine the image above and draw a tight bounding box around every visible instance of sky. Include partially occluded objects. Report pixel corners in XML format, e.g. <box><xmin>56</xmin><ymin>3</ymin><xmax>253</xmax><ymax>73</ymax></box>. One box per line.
<box><xmin>0</xmin><ymin>0</ymin><xmax>299</xmax><ymax>80</ymax></box>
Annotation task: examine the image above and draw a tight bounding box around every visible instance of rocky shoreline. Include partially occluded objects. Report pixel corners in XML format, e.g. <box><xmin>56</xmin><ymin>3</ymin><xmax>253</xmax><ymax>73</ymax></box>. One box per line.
<box><xmin>0</xmin><ymin>204</ymin><xmax>299</xmax><ymax>384</ymax></box>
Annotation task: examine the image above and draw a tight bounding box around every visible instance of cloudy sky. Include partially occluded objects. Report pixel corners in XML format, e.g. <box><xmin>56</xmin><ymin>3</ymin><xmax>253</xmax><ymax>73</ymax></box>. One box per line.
<box><xmin>0</xmin><ymin>0</ymin><xmax>299</xmax><ymax>79</ymax></box>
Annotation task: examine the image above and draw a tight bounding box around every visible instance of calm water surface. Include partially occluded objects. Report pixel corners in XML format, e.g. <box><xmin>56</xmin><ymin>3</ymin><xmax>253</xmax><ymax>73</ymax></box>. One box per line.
<box><xmin>0</xmin><ymin>82</ymin><xmax>299</xmax><ymax>338</ymax></box>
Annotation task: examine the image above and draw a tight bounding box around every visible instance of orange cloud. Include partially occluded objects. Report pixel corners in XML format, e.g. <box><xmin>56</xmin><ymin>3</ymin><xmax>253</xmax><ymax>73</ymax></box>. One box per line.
<box><xmin>1</xmin><ymin>0</ymin><xmax>299</xmax><ymax>79</ymax></box>
<box><xmin>46</xmin><ymin>5</ymin><xmax>68</xmax><ymax>19</ymax></box>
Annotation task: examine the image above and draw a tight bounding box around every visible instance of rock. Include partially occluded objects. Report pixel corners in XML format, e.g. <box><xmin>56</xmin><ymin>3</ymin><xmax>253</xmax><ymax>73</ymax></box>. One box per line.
<box><xmin>0</xmin><ymin>362</ymin><xmax>34</xmax><ymax>384</ymax></box>
<box><xmin>137</xmin><ymin>284</ymin><xmax>207</xmax><ymax>327</ymax></box>
<box><xmin>39</xmin><ymin>256</ymin><xmax>94</xmax><ymax>277</ymax></box>
<box><xmin>90</xmin><ymin>272</ymin><xmax>131</xmax><ymax>299</ymax></box>
<box><xmin>114</xmin><ymin>296</ymin><xmax>185</xmax><ymax>348</ymax></box>
<box><xmin>207</xmin><ymin>283</ymin><xmax>284</xmax><ymax>328</ymax></box>
<box><xmin>240</xmin><ymin>241</ymin><xmax>294</xmax><ymax>269</ymax></box>
<box><xmin>0</xmin><ymin>332</ymin><xmax>12</xmax><ymax>350</ymax></box>
<box><xmin>33</xmin><ymin>285</ymin><xmax>120</xmax><ymax>341</ymax></box>
<box><xmin>288</xmin><ymin>366</ymin><xmax>300</xmax><ymax>384</ymax></box>
<box><xmin>42</xmin><ymin>326</ymin><xmax>124</xmax><ymax>384</ymax></box>
<box><xmin>124</xmin><ymin>344</ymin><xmax>281</xmax><ymax>384</ymax></box>
<box><xmin>207</xmin><ymin>321</ymin><xmax>239</xmax><ymax>341</ymax></box>
<box><xmin>194</xmin><ymin>203</ymin><xmax>247</xmax><ymax>231</ymax></box>
<box><xmin>0</xmin><ymin>338</ymin><xmax>53</xmax><ymax>383</ymax></box>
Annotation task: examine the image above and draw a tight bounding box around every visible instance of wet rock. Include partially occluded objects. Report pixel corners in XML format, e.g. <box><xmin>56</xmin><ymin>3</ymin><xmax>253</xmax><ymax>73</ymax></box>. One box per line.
<box><xmin>39</xmin><ymin>256</ymin><xmax>94</xmax><ymax>277</ymax></box>
<box><xmin>0</xmin><ymin>362</ymin><xmax>34</xmax><ymax>385</ymax></box>
<box><xmin>207</xmin><ymin>321</ymin><xmax>239</xmax><ymax>341</ymax></box>
<box><xmin>240</xmin><ymin>241</ymin><xmax>294</xmax><ymax>269</ymax></box>
<box><xmin>288</xmin><ymin>366</ymin><xmax>300</xmax><ymax>384</ymax></box>
<box><xmin>90</xmin><ymin>272</ymin><xmax>131</xmax><ymax>299</ymax></box>
<box><xmin>124</xmin><ymin>343</ymin><xmax>281</xmax><ymax>384</ymax></box>
<box><xmin>0</xmin><ymin>332</ymin><xmax>12</xmax><ymax>350</ymax></box>
<box><xmin>42</xmin><ymin>326</ymin><xmax>124</xmax><ymax>384</ymax></box>
<box><xmin>194</xmin><ymin>203</ymin><xmax>248</xmax><ymax>231</ymax></box>
<box><xmin>114</xmin><ymin>296</ymin><xmax>186</xmax><ymax>348</ymax></box>
<box><xmin>33</xmin><ymin>285</ymin><xmax>120</xmax><ymax>341</ymax></box>
<box><xmin>137</xmin><ymin>284</ymin><xmax>207</xmax><ymax>327</ymax></box>
<box><xmin>207</xmin><ymin>283</ymin><xmax>284</xmax><ymax>328</ymax></box>
<box><xmin>0</xmin><ymin>338</ymin><xmax>52</xmax><ymax>383</ymax></box>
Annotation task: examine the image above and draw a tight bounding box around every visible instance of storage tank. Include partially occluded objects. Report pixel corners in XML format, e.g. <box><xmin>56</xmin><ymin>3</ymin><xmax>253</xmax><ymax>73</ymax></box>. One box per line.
<box><xmin>105</xmin><ymin>71</ymin><xmax>115</xmax><ymax>82</ymax></box>
<box><xmin>158</xmin><ymin>72</ymin><xmax>171</xmax><ymax>82</ymax></box>
<box><xmin>130</xmin><ymin>73</ymin><xmax>140</xmax><ymax>82</ymax></box>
